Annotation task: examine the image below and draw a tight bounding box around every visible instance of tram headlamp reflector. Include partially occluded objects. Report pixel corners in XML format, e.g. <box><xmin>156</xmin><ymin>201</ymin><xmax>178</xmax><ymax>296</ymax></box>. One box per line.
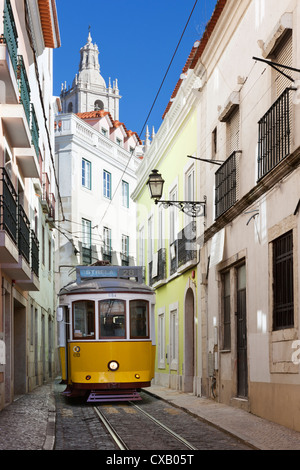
<box><xmin>135</xmin><ymin>374</ymin><xmax>140</xmax><ymax>379</ymax></box>
<box><xmin>108</xmin><ymin>360</ymin><xmax>119</xmax><ymax>371</ymax></box>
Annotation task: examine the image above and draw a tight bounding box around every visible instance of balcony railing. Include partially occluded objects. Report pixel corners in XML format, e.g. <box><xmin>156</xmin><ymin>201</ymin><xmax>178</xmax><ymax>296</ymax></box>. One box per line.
<box><xmin>31</xmin><ymin>104</ymin><xmax>39</xmax><ymax>157</ymax></box>
<box><xmin>49</xmin><ymin>193</ymin><xmax>55</xmax><ymax>220</ymax></box>
<box><xmin>258</xmin><ymin>87</ymin><xmax>293</xmax><ymax>180</ymax></box>
<box><xmin>18</xmin><ymin>204</ymin><xmax>30</xmax><ymax>263</ymax></box>
<box><xmin>0</xmin><ymin>167</ymin><xmax>18</xmax><ymax>242</ymax></box>
<box><xmin>178</xmin><ymin>222</ymin><xmax>197</xmax><ymax>268</ymax></box>
<box><xmin>215</xmin><ymin>151</ymin><xmax>238</xmax><ymax>219</ymax></box>
<box><xmin>102</xmin><ymin>249</ymin><xmax>112</xmax><ymax>264</ymax></box>
<box><xmin>0</xmin><ymin>168</ymin><xmax>39</xmax><ymax>277</ymax></box>
<box><xmin>121</xmin><ymin>253</ymin><xmax>129</xmax><ymax>266</ymax></box>
<box><xmin>41</xmin><ymin>172</ymin><xmax>50</xmax><ymax>212</ymax></box>
<box><xmin>170</xmin><ymin>239</ymin><xmax>178</xmax><ymax>276</ymax></box>
<box><xmin>17</xmin><ymin>55</ymin><xmax>31</xmax><ymax>123</ymax></box>
<box><xmin>3</xmin><ymin>0</ymin><xmax>18</xmax><ymax>75</ymax></box>
<box><xmin>31</xmin><ymin>230</ymin><xmax>39</xmax><ymax>277</ymax></box>
<box><xmin>82</xmin><ymin>246</ymin><xmax>92</xmax><ymax>265</ymax></box>
<box><xmin>149</xmin><ymin>248</ymin><xmax>166</xmax><ymax>286</ymax></box>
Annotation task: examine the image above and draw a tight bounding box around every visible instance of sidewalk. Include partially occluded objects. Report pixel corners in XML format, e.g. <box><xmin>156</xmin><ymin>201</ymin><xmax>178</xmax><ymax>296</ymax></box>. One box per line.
<box><xmin>0</xmin><ymin>380</ymin><xmax>299</xmax><ymax>450</ymax></box>
<box><xmin>0</xmin><ymin>383</ymin><xmax>55</xmax><ymax>451</ymax></box>
<box><xmin>147</xmin><ymin>384</ymin><xmax>300</xmax><ymax>450</ymax></box>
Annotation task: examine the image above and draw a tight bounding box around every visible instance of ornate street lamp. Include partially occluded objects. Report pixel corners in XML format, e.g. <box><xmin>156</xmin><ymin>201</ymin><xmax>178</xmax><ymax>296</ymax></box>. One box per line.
<box><xmin>146</xmin><ymin>169</ymin><xmax>206</xmax><ymax>218</ymax></box>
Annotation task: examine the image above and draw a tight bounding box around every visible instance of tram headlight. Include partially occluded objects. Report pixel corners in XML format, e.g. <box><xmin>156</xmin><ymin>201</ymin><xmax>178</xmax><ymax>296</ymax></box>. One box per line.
<box><xmin>108</xmin><ymin>360</ymin><xmax>119</xmax><ymax>371</ymax></box>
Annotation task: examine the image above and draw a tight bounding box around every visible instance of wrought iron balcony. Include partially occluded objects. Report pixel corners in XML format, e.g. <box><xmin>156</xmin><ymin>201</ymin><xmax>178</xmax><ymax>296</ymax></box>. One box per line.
<box><xmin>82</xmin><ymin>246</ymin><xmax>92</xmax><ymax>265</ymax></box>
<box><xmin>18</xmin><ymin>204</ymin><xmax>30</xmax><ymax>263</ymax></box>
<box><xmin>0</xmin><ymin>167</ymin><xmax>17</xmax><ymax>243</ymax></box>
<box><xmin>102</xmin><ymin>249</ymin><xmax>112</xmax><ymax>264</ymax></box>
<box><xmin>258</xmin><ymin>87</ymin><xmax>293</xmax><ymax>180</ymax></box>
<box><xmin>121</xmin><ymin>253</ymin><xmax>129</xmax><ymax>266</ymax></box>
<box><xmin>31</xmin><ymin>104</ymin><xmax>39</xmax><ymax>157</ymax></box>
<box><xmin>3</xmin><ymin>0</ymin><xmax>18</xmax><ymax>76</ymax></box>
<box><xmin>17</xmin><ymin>55</ymin><xmax>31</xmax><ymax>123</ymax></box>
<box><xmin>215</xmin><ymin>151</ymin><xmax>239</xmax><ymax>219</ymax></box>
<box><xmin>168</xmin><ymin>222</ymin><xmax>198</xmax><ymax>276</ymax></box>
<box><xmin>177</xmin><ymin>222</ymin><xmax>197</xmax><ymax>268</ymax></box>
<box><xmin>41</xmin><ymin>172</ymin><xmax>50</xmax><ymax>212</ymax></box>
<box><xmin>149</xmin><ymin>248</ymin><xmax>166</xmax><ymax>286</ymax></box>
<box><xmin>31</xmin><ymin>230</ymin><xmax>39</xmax><ymax>277</ymax></box>
<box><xmin>47</xmin><ymin>193</ymin><xmax>56</xmax><ymax>228</ymax></box>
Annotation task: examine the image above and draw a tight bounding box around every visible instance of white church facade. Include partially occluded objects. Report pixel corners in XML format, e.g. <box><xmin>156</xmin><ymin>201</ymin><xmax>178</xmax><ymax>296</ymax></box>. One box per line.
<box><xmin>55</xmin><ymin>33</ymin><xmax>144</xmax><ymax>290</ymax></box>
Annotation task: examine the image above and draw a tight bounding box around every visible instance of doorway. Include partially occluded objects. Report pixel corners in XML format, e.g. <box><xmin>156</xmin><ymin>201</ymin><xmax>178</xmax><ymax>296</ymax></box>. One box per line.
<box><xmin>236</xmin><ymin>264</ymin><xmax>248</xmax><ymax>397</ymax></box>
<box><xmin>184</xmin><ymin>287</ymin><xmax>195</xmax><ymax>392</ymax></box>
<box><xmin>13</xmin><ymin>299</ymin><xmax>26</xmax><ymax>396</ymax></box>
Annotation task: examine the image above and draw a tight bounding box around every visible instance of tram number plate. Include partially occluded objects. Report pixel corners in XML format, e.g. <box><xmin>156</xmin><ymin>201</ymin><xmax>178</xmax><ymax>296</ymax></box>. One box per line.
<box><xmin>122</xmin><ymin>269</ymin><xmax>136</xmax><ymax>278</ymax></box>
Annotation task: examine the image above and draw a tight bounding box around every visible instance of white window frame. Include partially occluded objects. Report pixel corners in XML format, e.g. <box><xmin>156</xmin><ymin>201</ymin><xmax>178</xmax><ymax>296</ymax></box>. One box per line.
<box><xmin>82</xmin><ymin>218</ymin><xmax>92</xmax><ymax>248</ymax></box>
<box><xmin>103</xmin><ymin>170</ymin><xmax>111</xmax><ymax>199</ymax></box>
<box><xmin>82</xmin><ymin>158</ymin><xmax>91</xmax><ymax>190</ymax></box>
<box><xmin>184</xmin><ymin>164</ymin><xmax>195</xmax><ymax>226</ymax></box>
<box><xmin>103</xmin><ymin>226</ymin><xmax>111</xmax><ymax>255</ymax></box>
<box><xmin>122</xmin><ymin>180</ymin><xmax>129</xmax><ymax>208</ymax></box>
<box><xmin>169</xmin><ymin>185</ymin><xmax>178</xmax><ymax>244</ymax></box>
<box><xmin>169</xmin><ymin>302</ymin><xmax>178</xmax><ymax>370</ymax></box>
<box><xmin>148</xmin><ymin>214</ymin><xmax>154</xmax><ymax>264</ymax></box>
<box><xmin>122</xmin><ymin>234</ymin><xmax>129</xmax><ymax>257</ymax></box>
<box><xmin>139</xmin><ymin>226</ymin><xmax>145</xmax><ymax>267</ymax></box>
<box><xmin>158</xmin><ymin>205</ymin><xmax>164</xmax><ymax>251</ymax></box>
<box><xmin>158</xmin><ymin>307</ymin><xmax>166</xmax><ymax>369</ymax></box>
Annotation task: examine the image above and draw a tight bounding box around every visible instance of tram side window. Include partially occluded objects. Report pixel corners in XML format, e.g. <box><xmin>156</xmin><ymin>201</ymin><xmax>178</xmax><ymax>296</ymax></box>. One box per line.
<box><xmin>99</xmin><ymin>300</ymin><xmax>126</xmax><ymax>338</ymax></box>
<box><xmin>130</xmin><ymin>300</ymin><xmax>149</xmax><ymax>339</ymax></box>
<box><xmin>73</xmin><ymin>300</ymin><xmax>95</xmax><ymax>339</ymax></box>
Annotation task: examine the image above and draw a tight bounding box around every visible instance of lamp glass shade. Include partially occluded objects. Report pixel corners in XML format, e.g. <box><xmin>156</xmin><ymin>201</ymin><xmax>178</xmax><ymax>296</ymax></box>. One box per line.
<box><xmin>147</xmin><ymin>169</ymin><xmax>164</xmax><ymax>200</ymax></box>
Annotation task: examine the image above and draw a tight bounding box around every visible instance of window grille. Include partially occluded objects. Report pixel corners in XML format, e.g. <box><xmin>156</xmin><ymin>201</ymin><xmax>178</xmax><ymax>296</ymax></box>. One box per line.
<box><xmin>215</xmin><ymin>151</ymin><xmax>238</xmax><ymax>218</ymax></box>
<box><xmin>273</xmin><ymin>230</ymin><xmax>294</xmax><ymax>330</ymax></box>
<box><xmin>258</xmin><ymin>87</ymin><xmax>293</xmax><ymax>180</ymax></box>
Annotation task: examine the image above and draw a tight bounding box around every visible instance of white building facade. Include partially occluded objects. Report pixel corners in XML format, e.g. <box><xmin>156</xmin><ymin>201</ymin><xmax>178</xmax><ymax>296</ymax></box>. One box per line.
<box><xmin>55</xmin><ymin>34</ymin><xmax>143</xmax><ymax>290</ymax></box>
<box><xmin>0</xmin><ymin>0</ymin><xmax>60</xmax><ymax>408</ymax></box>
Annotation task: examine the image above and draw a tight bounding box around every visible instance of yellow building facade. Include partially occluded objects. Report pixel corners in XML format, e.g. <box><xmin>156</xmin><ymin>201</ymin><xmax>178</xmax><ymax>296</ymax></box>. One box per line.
<box><xmin>133</xmin><ymin>100</ymin><xmax>203</xmax><ymax>392</ymax></box>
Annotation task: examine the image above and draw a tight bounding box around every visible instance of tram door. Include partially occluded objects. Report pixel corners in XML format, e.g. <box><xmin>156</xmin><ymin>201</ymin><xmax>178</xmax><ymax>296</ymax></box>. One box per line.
<box><xmin>57</xmin><ymin>306</ymin><xmax>69</xmax><ymax>382</ymax></box>
<box><xmin>236</xmin><ymin>264</ymin><xmax>248</xmax><ymax>398</ymax></box>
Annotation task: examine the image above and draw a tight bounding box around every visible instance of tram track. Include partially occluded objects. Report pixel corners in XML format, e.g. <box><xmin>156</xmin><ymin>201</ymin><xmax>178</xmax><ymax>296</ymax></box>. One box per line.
<box><xmin>93</xmin><ymin>400</ymin><xmax>197</xmax><ymax>451</ymax></box>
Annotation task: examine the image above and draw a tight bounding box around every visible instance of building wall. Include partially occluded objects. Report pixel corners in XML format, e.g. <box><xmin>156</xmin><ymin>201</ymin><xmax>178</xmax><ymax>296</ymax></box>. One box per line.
<box><xmin>55</xmin><ymin>113</ymin><xmax>141</xmax><ymax>291</ymax></box>
<box><xmin>134</xmin><ymin>104</ymin><xmax>201</xmax><ymax>392</ymax></box>
<box><xmin>0</xmin><ymin>0</ymin><xmax>60</xmax><ymax>408</ymax></box>
<box><xmin>194</xmin><ymin>0</ymin><xmax>300</xmax><ymax>430</ymax></box>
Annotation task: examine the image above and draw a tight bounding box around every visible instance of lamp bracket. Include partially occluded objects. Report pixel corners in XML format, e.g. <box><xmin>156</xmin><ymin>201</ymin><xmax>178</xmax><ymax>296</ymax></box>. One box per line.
<box><xmin>155</xmin><ymin>197</ymin><xmax>206</xmax><ymax>218</ymax></box>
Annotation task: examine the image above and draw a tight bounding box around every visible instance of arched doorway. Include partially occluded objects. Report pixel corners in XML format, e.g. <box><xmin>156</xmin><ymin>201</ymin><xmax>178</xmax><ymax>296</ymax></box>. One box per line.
<box><xmin>183</xmin><ymin>287</ymin><xmax>195</xmax><ymax>392</ymax></box>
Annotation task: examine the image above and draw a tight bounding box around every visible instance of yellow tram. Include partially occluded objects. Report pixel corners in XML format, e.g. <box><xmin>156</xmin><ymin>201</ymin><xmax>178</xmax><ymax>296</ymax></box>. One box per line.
<box><xmin>57</xmin><ymin>266</ymin><xmax>156</xmax><ymax>402</ymax></box>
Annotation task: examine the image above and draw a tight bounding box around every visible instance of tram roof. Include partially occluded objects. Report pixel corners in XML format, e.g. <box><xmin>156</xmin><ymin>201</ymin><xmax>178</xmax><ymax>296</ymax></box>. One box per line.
<box><xmin>59</xmin><ymin>277</ymin><xmax>154</xmax><ymax>295</ymax></box>
<box><xmin>59</xmin><ymin>266</ymin><xmax>154</xmax><ymax>296</ymax></box>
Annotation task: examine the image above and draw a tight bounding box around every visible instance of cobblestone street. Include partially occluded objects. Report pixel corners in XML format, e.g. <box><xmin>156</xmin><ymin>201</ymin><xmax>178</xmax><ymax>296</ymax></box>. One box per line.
<box><xmin>1</xmin><ymin>380</ymin><xmax>299</xmax><ymax>452</ymax></box>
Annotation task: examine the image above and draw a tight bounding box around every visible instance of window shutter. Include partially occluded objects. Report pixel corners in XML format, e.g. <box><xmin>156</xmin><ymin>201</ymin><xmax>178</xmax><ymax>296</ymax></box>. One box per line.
<box><xmin>227</xmin><ymin>108</ymin><xmax>240</xmax><ymax>155</ymax></box>
<box><xmin>275</xmin><ymin>32</ymin><xmax>293</xmax><ymax>98</ymax></box>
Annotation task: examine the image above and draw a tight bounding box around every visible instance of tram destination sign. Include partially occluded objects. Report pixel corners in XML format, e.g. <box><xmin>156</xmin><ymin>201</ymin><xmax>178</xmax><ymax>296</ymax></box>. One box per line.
<box><xmin>76</xmin><ymin>266</ymin><xmax>143</xmax><ymax>283</ymax></box>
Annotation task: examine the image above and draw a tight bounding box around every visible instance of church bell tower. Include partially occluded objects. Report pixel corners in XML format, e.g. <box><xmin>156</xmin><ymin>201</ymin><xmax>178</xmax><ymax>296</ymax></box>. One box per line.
<box><xmin>60</xmin><ymin>31</ymin><xmax>121</xmax><ymax>120</ymax></box>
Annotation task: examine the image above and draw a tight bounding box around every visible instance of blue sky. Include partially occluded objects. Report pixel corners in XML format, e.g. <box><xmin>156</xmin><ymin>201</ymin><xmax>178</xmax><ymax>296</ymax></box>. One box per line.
<box><xmin>54</xmin><ymin>0</ymin><xmax>217</xmax><ymax>141</ymax></box>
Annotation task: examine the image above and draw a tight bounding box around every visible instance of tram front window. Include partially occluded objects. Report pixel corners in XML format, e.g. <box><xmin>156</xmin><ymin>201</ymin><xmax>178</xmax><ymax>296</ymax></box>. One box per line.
<box><xmin>130</xmin><ymin>300</ymin><xmax>149</xmax><ymax>338</ymax></box>
<box><xmin>73</xmin><ymin>300</ymin><xmax>95</xmax><ymax>339</ymax></box>
<box><xmin>99</xmin><ymin>299</ymin><xmax>126</xmax><ymax>338</ymax></box>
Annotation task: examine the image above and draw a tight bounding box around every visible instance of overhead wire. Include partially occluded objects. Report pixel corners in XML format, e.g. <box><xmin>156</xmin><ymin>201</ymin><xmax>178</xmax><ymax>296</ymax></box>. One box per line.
<box><xmin>96</xmin><ymin>0</ymin><xmax>200</xmax><ymax>227</ymax></box>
